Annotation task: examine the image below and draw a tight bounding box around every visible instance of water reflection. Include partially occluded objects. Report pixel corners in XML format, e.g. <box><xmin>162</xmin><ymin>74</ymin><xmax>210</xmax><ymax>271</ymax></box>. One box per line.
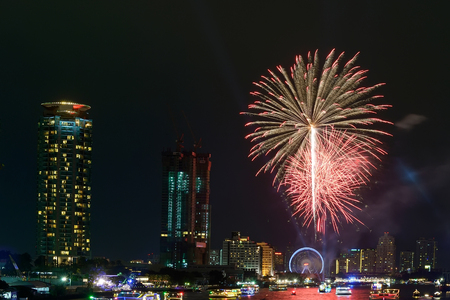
<box><xmin>184</xmin><ymin>285</ymin><xmax>448</xmax><ymax>300</ymax></box>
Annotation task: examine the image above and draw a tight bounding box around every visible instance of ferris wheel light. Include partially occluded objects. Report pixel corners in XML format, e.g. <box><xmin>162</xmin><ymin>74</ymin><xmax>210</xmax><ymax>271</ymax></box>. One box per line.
<box><xmin>289</xmin><ymin>247</ymin><xmax>324</xmax><ymax>274</ymax></box>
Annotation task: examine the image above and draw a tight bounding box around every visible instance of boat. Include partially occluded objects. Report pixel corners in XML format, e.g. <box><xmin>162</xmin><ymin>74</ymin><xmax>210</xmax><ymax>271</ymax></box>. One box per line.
<box><xmin>208</xmin><ymin>289</ymin><xmax>239</xmax><ymax>298</ymax></box>
<box><xmin>381</xmin><ymin>289</ymin><xmax>400</xmax><ymax>299</ymax></box>
<box><xmin>240</xmin><ymin>285</ymin><xmax>255</xmax><ymax>295</ymax></box>
<box><xmin>335</xmin><ymin>286</ymin><xmax>351</xmax><ymax>295</ymax></box>
<box><xmin>114</xmin><ymin>291</ymin><xmax>161</xmax><ymax>300</ymax></box>
<box><xmin>318</xmin><ymin>283</ymin><xmax>331</xmax><ymax>293</ymax></box>
<box><xmin>433</xmin><ymin>291</ymin><xmax>442</xmax><ymax>299</ymax></box>
<box><xmin>369</xmin><ymin>290</ymin><xmax>383</xmax><ymax>300</ymax></box>
<box><xmin>269</xmin><ymin>284</ymin><xmax>288</xmax><ymax>291</ymax></box>
<box><xmin>419</xmin><ymin>293</ymin><xmax>433</xmax><ymax>300</ymax></box>
<box><xmin>163</xmin><ymin>291</ymin><xmax>183</xmax><ymax>300</ymax></box>
<box><xmin>413</xmin><ymin>289</ymin><xmax>421</xmax><ymax>298</ymax></box>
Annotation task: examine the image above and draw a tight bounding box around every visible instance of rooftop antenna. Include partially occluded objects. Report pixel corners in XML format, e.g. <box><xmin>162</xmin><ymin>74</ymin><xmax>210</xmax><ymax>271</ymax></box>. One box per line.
<box><xmin>182</xmin><ymin>110</ymin><xmax>202</xmax><ymax>152</ymax></box>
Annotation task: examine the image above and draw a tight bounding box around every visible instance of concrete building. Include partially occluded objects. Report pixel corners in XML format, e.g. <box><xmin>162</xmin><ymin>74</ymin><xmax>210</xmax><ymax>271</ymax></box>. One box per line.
<box><xmin>36</xmin><ymin>101</ymin><xmax>92</xmax><ymax>265</ymax></box>
<box><xmin>160</xmin><ymin>147</ymin><xmax>211</xmax><ymax>268</ymax></box>
<box><xmin>222</xmin><ymin>232</ymin><xmax>260</xmax><ymax>274</ymax></box>
<box><xmin>257</xmin><ymin>242</ymin><xmax>275</xmax><ymax>277</ymax></box>
<box><xmin>209</xmin><ymin>249</ymin><xmax>220</xmax><ymax>266</ymax></box>
<box><xmin>399</xmin><ymin>251</ymin><xmax>414</xmax><ymax>273</ymax></box>
<box><xmin>274</xmin><ymin>252</ymin><xmax>284</xmax><ymax>272</ymax></box>
<box><xmin>376</xmin><ymin>232</ymin><xmax>396</xmax><ymax>274</ymax></box>
<box><xmin>415</xmin><ymin>238</ymin><xmax>438</xmax><ymax>271</ymax></box>
<box><xmin>361</xmin><ymin>249</ymin><xmax>377</xmax><ymax>273</ymax></box>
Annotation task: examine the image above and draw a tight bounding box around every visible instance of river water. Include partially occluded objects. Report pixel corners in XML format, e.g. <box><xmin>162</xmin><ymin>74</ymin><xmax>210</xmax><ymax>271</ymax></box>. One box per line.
<box><xmin>182</xmin><ymin>285</ymin><xmax>447</xmax><ymax>300</ymax></box>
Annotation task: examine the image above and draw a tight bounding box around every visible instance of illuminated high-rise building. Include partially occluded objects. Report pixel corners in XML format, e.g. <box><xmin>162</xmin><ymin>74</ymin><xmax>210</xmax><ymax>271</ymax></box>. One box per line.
<box><xmin>257</xmin><ymin>242</ymin><xmax>275</xmax><ymax>277</ymax></box>
<box><xmin>399</xmin><ymin>251</ymin><xmax>414</xmax><ymax>272</ymax></box>
<box><xmin>36</xmin><ymin>101</ymin><xmax>92</xmax><ymax>265</ymax></box>
<box><xmin>160</xmin><ymin>147</ymin><xmax>211</xmax><ymax>268</ymax></box>
<box><xmin>361</xmin><ymin>249</ymin><xmax>377</xmax><ymax>273</ymax></box>
<box><xmin>376</xmin><ymin>232</ymin><xmax>396</xmax><ymax>274</ymax></box>
<box><xmin>222</xmin><ymin>232</ymin><xmax>260</xmax><ymax>274</ymax></box>
<box><xmin>415</xmin><ymin>238</ymin><xmax>438</xmax><ymax>271</ymax></box>
<box><xmin>274</xmin><ymin>252</ymin><xmax>284</xmax><ymax>272</ymax></box>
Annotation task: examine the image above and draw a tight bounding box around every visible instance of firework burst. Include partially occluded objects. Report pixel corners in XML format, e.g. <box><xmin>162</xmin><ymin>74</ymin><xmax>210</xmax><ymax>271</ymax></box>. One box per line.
<box><xmin>242</xmin><ymin>49</ymin><xmax>391</xmax><ymax>233</ymax></box>
<box><xmin>283</xmin><ymin>128</ymin><xmax>375</xmax><ymax>233</ymax></box>
<box><xmin>242</xmin><ymin>49</ymin><xmax>391</xmax><ymax>182</ymax></box>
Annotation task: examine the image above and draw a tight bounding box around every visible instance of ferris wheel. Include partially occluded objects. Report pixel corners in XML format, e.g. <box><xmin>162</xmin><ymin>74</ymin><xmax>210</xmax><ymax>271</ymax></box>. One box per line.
<box><xmin>289</xmin><ymin>247</ymin><xmax>324</xmax><ymax>274</ymax></box>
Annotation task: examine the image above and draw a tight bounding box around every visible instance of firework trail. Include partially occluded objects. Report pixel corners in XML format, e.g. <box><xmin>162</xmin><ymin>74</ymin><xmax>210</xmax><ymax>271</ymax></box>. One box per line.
<box><xmin>242</xmin><ymin>49</ymin><xmax>391</xmax><ymax>233</ymax></box>
<box><xmin>283</xmin><ymin>128</ymin><xmax>375</xmax><ymax>233</ymax></box>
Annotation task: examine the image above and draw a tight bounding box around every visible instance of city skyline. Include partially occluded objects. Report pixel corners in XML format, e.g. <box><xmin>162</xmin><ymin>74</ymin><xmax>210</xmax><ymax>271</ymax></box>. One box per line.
<box><xmin>0</xmin><ymin>2</ymin><xmax>449</xmax><ymax>269</ymax></box>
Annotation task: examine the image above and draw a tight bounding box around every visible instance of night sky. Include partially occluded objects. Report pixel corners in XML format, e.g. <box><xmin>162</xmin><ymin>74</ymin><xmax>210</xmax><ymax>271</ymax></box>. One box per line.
<box><xmin>1</xmin><ymin>2</ymin><xmax>450</xmax><ymax>269</ymax></box>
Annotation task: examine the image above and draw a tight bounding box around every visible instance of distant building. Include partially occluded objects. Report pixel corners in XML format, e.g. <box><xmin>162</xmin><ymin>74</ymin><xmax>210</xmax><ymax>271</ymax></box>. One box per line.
<box><xmin>399</xmin><ymin>251</ymin><xmax>414</xmax><ymax>273</ymax></box>
<box><xmin>160</xmin><ymin>147</ymin><xmax>211</xmax><ymax>268</ymax></box>
<box><xmin>415</xmin><ymin>238</ymin><xmax>438</xmax><ymax>271</ymax></box>
<box><xmin>257</xmin><ymin>242</ymin><xmax>275</xmax><ymax>277</ymax></box>
<box><xmin>361</xmin><ymin>249</ymin><xmax>377</xmax><ymax>273</ymax></box>
<box><xmin>285</xmin><ymin>243</ymin><xmax>294</xmax><ymax>271</ymax></box>
<box><xmin>222</xmin><ymin>232</ymin><xmax>260</xmax><ymax>274</ymax></box>
<box><xmin>347</xmin><ymin>249</ymin><xmax>362</xmax><ymax>273</ymax></box>
<box><xmin>333</xmin><ymin>249</ymin><xmax>362</xmax><ymax>274</ymax></box>
<box><xmin>209</xmin><ymin>249</ymin><xmax>220</xmax><ymax>266</ymax></box>
<box><xmin>36</xmin><ymin>102</ymin><xmax>93</xmax><ymax>266</ymax></box>
<box><xmin>334</xmin><ymin>251</ymin><xmax>350</xmax><ymax>275</ymax></box>
<box><xmin>376</xmin><ymin>232</ymin><xmax>396</xmax><ymax>274</ymax></box>
<box><xmin>274</xmin><ymin>252</ymin><xmax>284</xmax><ymax>272</ymax></box>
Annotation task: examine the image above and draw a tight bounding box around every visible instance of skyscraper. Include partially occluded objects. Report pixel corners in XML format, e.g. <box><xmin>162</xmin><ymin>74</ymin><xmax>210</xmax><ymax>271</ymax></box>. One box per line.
<box><xmin>399</xmin><ymin>251</ymin><xmax>414</xmax><ymax>273</ymax></box>
<box><xmin>36</xmin><ymin>101</ymin><xmax>92</xmax><ymax>265</ymax></box>
<box><xmin>160</xmin><ymin>147</ymin><xmax>211</xmax><ymax>268</ymax></box>
<box><xmin>376</xmin><ymin>232</ymin><xmax>396</xmax><ymax>274</ymax></box>
<box><xmin>415</xmin><ymin>238</ymin><xmax>438</xmax><ymax>271</ymax></box>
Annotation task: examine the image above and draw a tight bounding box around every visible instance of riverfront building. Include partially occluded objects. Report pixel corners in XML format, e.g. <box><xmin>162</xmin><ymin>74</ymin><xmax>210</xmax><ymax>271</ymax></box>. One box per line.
<box><xmin>257</xmin><ymin>242</ymin><xmax>275</xmax><ymax>277</ymax></box>
<box><xmin>36</xmin><ymin>102</ymin><xmax>92</xmax><ymax>265</ymax></box>
<box><xmin>376</xmin><ymin>232</ymin><xmax>396</xmax><ymax>274</ymax></box>
<box><xmin>160</xmin><ymin>147</ymin><xmax>211</xmax><ymax>268</ymax></box>
<box><xmin>222</xmin><ymin>232</ymin><xmax>260</xmax><ymax>274</ymax></box>
<box><xmin>399</xmin><ymin>251</ymin><xmax>414</xmax><ymax>272</ymax></box>
<box><xmin>415</xmin><ymin>238</ymin><xmax>438</xmax><ymax>271</ymax></box>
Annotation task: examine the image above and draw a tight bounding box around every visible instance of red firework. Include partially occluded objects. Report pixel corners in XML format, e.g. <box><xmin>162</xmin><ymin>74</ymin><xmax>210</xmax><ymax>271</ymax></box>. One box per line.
<box><xmin>282</xmin><ymin>128</ymin><xmax>377</xmax><ymax>233</ymax></box>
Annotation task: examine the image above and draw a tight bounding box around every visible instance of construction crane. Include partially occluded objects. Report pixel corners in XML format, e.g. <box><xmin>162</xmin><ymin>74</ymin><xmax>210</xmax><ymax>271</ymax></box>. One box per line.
<box><xmin>182</xmin><ymin>111</ymin><xmax>202</xmax><ymax>152</ymax></box>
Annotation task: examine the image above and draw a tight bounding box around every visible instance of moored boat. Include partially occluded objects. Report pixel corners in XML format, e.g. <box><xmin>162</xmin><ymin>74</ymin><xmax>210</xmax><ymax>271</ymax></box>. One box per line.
<box><xmin>335</xmin><ymin>286</ymin><xmax>351</xmax><ymax>295</ymax></box>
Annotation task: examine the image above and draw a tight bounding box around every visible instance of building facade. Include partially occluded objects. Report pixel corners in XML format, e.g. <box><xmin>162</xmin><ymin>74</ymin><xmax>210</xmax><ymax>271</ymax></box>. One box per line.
<box><xmin>222</xmin><ymin>232</ymin><xmax>260</xmax><ymax>274</ymax></box>
<box><xmin>376</xmin><ymin>232</ymin><xmax>396</xmax><ymax>274</ymax></box>
<box><xmin>399</xmin><ymin>251</ymin><xmax>414</xmax><ymax>273</ymax></box>
<box><xmin>36</xmin><ymin>102</ymin><xmax>92</xmax><ymax>265</ymax></box>
<box><xmin>361</xmin><ymin>249</ymin><xmax>377</xmax><ymax>273</ymax></box>
<box><xmin>415</xmin><ymin>238</ymin><xmax>438</xmax><ymax>271</ymax></box>
<box><xmin>209</xmin><ymin>249</ymin><xmax>220</xmax><ymax>266</ymax></box>
<box><xmin>160</xmin><ymin>148</ymin><xmax>211</xmax><ymax>268</ymax></box>
<box><xmin>274</xmin><ymin>252</ymin><xmax>284</xmax><ymax>272</ymax></box>
<box><xmin>257</xmin><ymin>242</ymin><xmax>275</xmax><ymax>277</ymax></box>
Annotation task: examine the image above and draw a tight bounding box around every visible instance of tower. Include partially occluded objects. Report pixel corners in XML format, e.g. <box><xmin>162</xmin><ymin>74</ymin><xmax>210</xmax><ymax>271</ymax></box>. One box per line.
<box><xmin>160</xmin><ymin>148</ymin><xmax>211</xmax><ymax>268</ymax></box>
<box><xmin>376</xmin><ymin>232</ymin><xmax>396</xmax><ymax>274</ymax></box>
<box><xmin>36</xmin><ymin>101</ymin><xmax>92</xmax><ymax>265</ymax></box>
<box><xmin>415</xmin><ymin>238</ymin><xmax>438</xmax><ymax>271</ymax></box>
